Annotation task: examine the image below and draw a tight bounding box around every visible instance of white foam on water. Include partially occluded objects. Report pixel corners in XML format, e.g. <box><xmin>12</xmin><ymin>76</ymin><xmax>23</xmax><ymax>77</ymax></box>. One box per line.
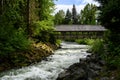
<box><xmin>0</xmin><ymin>41</ymin><xmax>90</xmax><ymax>80</ymax></box>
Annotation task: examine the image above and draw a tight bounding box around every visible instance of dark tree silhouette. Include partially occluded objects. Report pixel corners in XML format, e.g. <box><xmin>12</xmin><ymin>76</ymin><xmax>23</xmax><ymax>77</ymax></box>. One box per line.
<box><xmin>64</xmin><ymin>9</ymin><xmax>72</xmax><ymax>24</ymax></box>
<box><xmin>72</xmin><ymin>4</ymin><xmax>78</xmax><ymax>24</ymax></box>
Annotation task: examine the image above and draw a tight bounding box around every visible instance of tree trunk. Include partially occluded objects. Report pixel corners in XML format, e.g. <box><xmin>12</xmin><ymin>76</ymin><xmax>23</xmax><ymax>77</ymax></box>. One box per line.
<box><xmin>0</xmin><ymin>0</ymin><xmax>3</xmax><ymax>15</ymax></box>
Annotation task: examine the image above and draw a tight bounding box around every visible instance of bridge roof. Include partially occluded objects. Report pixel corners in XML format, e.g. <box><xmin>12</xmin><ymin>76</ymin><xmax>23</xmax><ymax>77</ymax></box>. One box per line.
<box><xmin>55</xmin><ymin>25</ymin><xmax>107</xmax><ymax>32</ymax></box>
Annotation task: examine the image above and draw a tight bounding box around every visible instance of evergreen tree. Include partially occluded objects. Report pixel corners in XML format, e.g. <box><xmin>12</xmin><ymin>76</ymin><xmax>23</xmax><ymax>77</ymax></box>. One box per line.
<box><xmin>95</xmin><ymin>0</ymin><xmax>120</xmax><ymax>69</ymax></box>
<box><xmin>37</xmin><ymin>0</ymin><xmax>55</xmax><ymax>21</ymax></box>
<box><xmin>72</xmin><ymin>4</ymin><xmax>78</xmax><ymax>24</ymax></box>
<box><xmin>64</xmin><ymin>9</ymin><xmax>72</xmax><ymax>24</ymax></box>
<box><xmin>96</xmin><ymin>0</ymin><xmax>120</xmax><ymax>32</ymax></box>
<box><xmin>0</xmin><ymin>0</ymin><xmax>55</xmax><ymax>55</ymax></box>
<box><xmin>80</xmin><ymin>4</ymin><xmax>97</xmax><ymax>25</ymax></box>
<box><xmin>0</xmin><ymin>0</ymin><xmax>30</xmax><ymax>55</ymax></box>
<box><xmin>54</xmin><ymin>10</ymin><xmax>65</xmax><ymax>25</ymax></box>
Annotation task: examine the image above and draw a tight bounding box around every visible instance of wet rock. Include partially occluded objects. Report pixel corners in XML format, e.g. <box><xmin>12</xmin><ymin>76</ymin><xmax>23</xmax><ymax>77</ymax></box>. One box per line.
<box><xmin>57</xmin><ymin>70</ymin><xmax>70</xmax><ymax>80</ymax></box>
<box><xmin>99</xmin><ymin>60</ymin><xmax>106</xmax><ymax>66</ymax></box>
<box><xmin>89</xmin><ymin>62</ymin><xmax>102</xmax><ymax>70</ymax></box>
<box><xmin>57</xmin><ymin>68</ymin><xmax>87</xmax><ymax>80</ymax></box>
<box><xmin>100</xmin><ymin>77</ymin><xmax>110</xmax><ymax>80</ymax></box>
<box><xmin>57</xmin><ymin>54</ymin><xmax>106</xmax><ymax>80</ymax></box>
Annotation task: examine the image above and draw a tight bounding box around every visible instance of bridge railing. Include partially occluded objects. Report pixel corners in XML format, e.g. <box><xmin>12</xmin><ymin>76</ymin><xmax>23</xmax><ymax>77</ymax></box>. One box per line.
<box><xmin>54</xmin><ymin>31</ymin><xmax>105</xmax><ymax>40</ymax></box>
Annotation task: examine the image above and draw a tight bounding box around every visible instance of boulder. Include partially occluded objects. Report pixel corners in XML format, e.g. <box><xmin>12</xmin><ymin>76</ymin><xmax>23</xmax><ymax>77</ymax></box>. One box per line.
<box><xmin>57</xmin><ymin>54</ymin><xmax>106</xmax><ymax>80</ymax></box>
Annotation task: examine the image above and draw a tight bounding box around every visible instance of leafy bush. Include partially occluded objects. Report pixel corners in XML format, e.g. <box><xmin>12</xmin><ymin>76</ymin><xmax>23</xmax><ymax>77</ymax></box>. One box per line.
<box><xmin>105</xmin><ymin>42</ymin><xmax>120</xmax><ymax>69</ymax></box>
<box><xmin>75</xmin><ymin>39</ymin><xmax>95</xmax><ymax>45</ymax></box>
<box><xmin>75</xmin><ymin>39</ymin><xmax>87</xmax><ymax>44</ymax></box>
<box><xmin>11</xmin><ymin>29</ymin><xmax>30</xmax><ymax>51</ymax></box>
<box><xmin>90</xmin><ymin>39</ymin><xmax>104</xmax><ymax>55</ymax></box>
<box><xmin>32</xmin><ymin>20</ymin><xmax>56</xmax><ymax>44</ymax></box>
<box><xmin>0</xmin><ymin>27</ymin><xmax>30</xmax><ymax>56</ymax></box>
<box><xmin>103</xmin><ymin>31</ymin><xmax>120</xmax><ymax>69</ymax></box>
<box><xmin>32</xmin><ymin>20</ymin><xmax>54</xmax><ymax>36</ymax></box>
<box><xmin>55</xmin><ymin>39</ymin><xmax>62</xmax><ymax>46</ymax></box>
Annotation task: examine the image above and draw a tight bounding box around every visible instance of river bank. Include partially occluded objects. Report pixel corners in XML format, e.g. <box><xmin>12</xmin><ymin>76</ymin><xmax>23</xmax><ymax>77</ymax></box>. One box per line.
<box><xmin>0</xmin><ymin>41</ymin><xmax>90</xmax><ymax>80</ymax></box>
<box><xmin>0</xmin><ymin>42</ymin><xmax>58</xmax><ymax>72</ymax></box>
<box><xmin>57</xmin><ymin>52</ymin><xmax>119</xmax><ymax>80</ymax></box>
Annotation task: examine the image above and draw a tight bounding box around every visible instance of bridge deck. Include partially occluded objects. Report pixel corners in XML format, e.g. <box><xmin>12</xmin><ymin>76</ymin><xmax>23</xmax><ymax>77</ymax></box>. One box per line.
<box><xmin>54</xmin><ymin>25</ymin><xmax>107</xmax><ymax>40</ymax></box>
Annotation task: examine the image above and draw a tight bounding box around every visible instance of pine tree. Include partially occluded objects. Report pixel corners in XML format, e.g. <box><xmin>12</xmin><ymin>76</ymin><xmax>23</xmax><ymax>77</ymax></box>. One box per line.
<box><xmin>72</xmin><ymin>4</ymin><xmax>78</xmax><ymax>24</ymax></box>
<box><xmin>96</xmin><ymin>0</ymin><xmax>120</xmax><ymax>69</ymax></box>
<box><xmin>37</xmin><ymin>0</ymin><xmax>54</xmax><ymax>21</ymax></box>
<box><xmin>64</xmin><ymin>9</ymin><xmax>72</xmax><ymax>24</ymax></box>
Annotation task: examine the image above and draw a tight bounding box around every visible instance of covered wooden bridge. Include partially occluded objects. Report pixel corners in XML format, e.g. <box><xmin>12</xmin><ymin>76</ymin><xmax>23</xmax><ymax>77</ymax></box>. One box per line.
<box><xmin>54</xmin><ymin>25</ymin><xmax>107</xmax><ymax>40</ymax></box>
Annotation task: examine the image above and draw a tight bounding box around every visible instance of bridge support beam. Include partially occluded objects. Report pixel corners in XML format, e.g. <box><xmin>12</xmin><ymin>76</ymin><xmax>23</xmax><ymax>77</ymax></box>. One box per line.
<box><xmin>54</xmin><ymin>31</ymin><xmax>105</xmax><ymax>40</ymax></box>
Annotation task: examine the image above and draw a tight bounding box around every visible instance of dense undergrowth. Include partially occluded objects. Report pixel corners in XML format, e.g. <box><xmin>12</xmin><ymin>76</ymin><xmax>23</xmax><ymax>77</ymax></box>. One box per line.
<box><xmin>0</xmin><ymin>19</ymin><xmax>60</xmax><ymax>72</ymax></box>
<box><xmin>0</xmin><ymin>41</ymin><xmax>58</xmax><ymax>72</ymax></box>
<box><xmin>75</xmin><ymin>36</ymin><xmax>120</xmax><ymax>79</ymax></box>
<box><xmin>0</xmin><ymin>0</ymin><xmax>59</xmax><ymax>72</ymax></box>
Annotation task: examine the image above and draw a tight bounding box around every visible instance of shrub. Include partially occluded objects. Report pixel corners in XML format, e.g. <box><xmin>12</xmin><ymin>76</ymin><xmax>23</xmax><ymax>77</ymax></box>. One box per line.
<box><xmin>90</xmin><ymin>39</ymin><xmax>104</xmax><ymax>55</ymax></box>
<box><xmin>75</xmin><ymin>39</ymin><xmax>95</xmax><ymax>45</ymax></box>
<box><xmin>55</xmin><ymin>39</ymin><xmax>62</xmax><ymax>46</ymax></box>
<box><xmin>75</xmin><ymin>39</ymin><xmax>87</xmax><ymax>44</ymax></box>
<box><xmin>106</xmin><ymin>43</ymin><xmax>120</xmax><ymax>69</ymax></box>
<box><xmin>32</xmin><ymin>20</ymin><xmax>56</xmax><ymax>44</ymax></box>
<box><xmin>0</xmin><ymin>28</ymin><xmax>30</xmax><ymax>56</ymax></box>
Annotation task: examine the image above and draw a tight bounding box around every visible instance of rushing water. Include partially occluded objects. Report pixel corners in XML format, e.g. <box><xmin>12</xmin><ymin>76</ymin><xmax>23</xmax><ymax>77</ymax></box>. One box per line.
<box><xmin>0</xmin><ymin>41</ymin><xmax>90</xmax><ymax>80</ymax></box>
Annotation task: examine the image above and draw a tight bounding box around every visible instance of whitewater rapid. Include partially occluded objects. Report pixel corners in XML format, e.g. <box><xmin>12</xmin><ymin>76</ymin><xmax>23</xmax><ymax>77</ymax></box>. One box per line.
<box><xmin>0</xmin><ymin>41</ymin><xmax>90</xmax><ymax>80</ymax></box>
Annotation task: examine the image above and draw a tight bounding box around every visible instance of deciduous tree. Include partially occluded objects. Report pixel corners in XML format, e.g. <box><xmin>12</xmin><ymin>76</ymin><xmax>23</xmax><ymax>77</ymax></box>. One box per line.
<box><xmin>54</xmin><ymin>10</ymin><xmax>65</xmax><ymax>25</ymax></box>
<box><xmin>79</xmin><ymin>4</ymin><xmax>97</xmax><ymax>25</ymax></box>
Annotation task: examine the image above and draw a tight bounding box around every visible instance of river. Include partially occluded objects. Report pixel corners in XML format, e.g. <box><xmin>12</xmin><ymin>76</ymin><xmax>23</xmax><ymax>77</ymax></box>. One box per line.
<box><xmin>0</xmin><ymin>41</ymin><xmax>90</xmax><ymax>80</ymax></box>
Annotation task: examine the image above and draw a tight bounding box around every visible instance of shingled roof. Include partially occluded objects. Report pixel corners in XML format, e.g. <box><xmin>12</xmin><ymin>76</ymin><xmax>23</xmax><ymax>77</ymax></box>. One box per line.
<box><xmin>55</xmin><ymin>25</ymin><xmax>107</xmax><ymax>32</ymax></box>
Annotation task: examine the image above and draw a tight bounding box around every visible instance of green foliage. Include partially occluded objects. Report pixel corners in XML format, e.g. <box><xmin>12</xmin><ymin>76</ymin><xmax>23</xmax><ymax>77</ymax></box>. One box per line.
<box><xmin>11</xmin><ymin>29</ymin><xmax>30</xmax><ymax>51</ymax></box>
<box><xmin>55</xmin><ymin>39</ymin><xmax>62</xmax><ymax>46</ymax></box>
<box><xmin>0</xmin><ymin>27</ymin><xmax>30</xmax><ymax>55</ymax></box>
<box><xmin>106</xmin><ymin>52</ymin><xmax>120</xmax><ymax>70</ymax></box>
<box><xmin>37</xmin><ymin>0</ymin><xmax>55</xmax><ymax>21</ymax></box>
<box><xmin>75</xmin><ymin>39</ymin><xmax>87</xmax><ymax>44</ymax></box>
<box><xmin>32</xmin><ymin>20</ymin><xmax>54</xmax><ymax>36</ymax></box>
<box><xmin>54</xmin><ymin>10</ymin><xmax>65</xmax><ymax>25</ymax></box>
<box><xmin>105</xmin><ymin>35</ymin><xmax>120</xmax><ymax>69</ymax></box>
<box><xmin>90</xmin><ymin>39</ymin><xmax>104</xmax><ymax>54</ymax></box>
<box><xmin>0</xmin><ymin>0</ymin><xmax>56</xmax><ymax>70</ymax></box>
<box><xmin>96</xmin><ymin>0</ymin><xmax>120</xmax><ymax>70</ymax></box>
<box><xmin>32</xmin><ymin>20</ymin><xmax>56</xmax><ymax>43</ymax></box>
<box><xmin>80</xmin><ymin>3</ymin><xmax>97</xmax><ymax>25</ymax></box>
<box><xmin>64</xmin><ymin>9</ymin><xmax>72</xmax><ymax>24</ymax></box>
<box><xmin>72</xmin><ymin>4</ymin><xmax>78</xmax><ymax>24</ymax></box>
<box><xmin>54</xmin><ymin>3</ymin><xmax>98</xmax><ymax>25</ymax></box>
<box><xmin>75</xmin><ymin>39</ymin><xmax>95</xmax><ymax>45</ymax></box>
<box><xmin>0</xmin><ymin>0</ymin><xmax>30</xmax><ymax>56</ymax></box>
<box><xmin>96</xmin><ymin>0</ymin><xmax>120</xmax><ymax>32</ymax></box>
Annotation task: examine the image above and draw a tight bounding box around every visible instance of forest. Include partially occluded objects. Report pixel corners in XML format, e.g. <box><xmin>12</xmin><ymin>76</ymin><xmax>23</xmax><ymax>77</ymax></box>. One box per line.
<box><xmin>0</xmin><ymin>0</ymin><xmax>120</xmax><ymax>79</ymax></box>
<box><xmin>0</xmin><ymin>0</ymin><xmax>57</xmax><ymax>71</ymax></box>
<box><xmin>54</xmin><ymin>3</ymin><xmax>98</xmax><ymax>25</ymax></box>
